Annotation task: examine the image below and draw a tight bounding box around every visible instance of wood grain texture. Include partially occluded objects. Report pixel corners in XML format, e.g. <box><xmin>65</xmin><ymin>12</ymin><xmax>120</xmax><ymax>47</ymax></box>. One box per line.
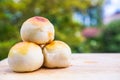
<box><xmin>0</xmin><ymin>54</ymin><xmax>120</xmax><ymax>80</ymax></box>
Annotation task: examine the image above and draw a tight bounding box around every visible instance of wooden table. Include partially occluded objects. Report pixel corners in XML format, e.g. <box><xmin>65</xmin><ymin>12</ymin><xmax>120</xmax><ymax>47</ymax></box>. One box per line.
<box><xmin>0</xmin><ymin>54</ymin><xmax>120</xmax><ymax>80</ymax></box>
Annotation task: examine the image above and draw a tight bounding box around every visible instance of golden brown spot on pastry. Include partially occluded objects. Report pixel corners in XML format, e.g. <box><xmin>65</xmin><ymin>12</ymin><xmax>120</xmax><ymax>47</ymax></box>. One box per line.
<box><xmin>9</xmin><ymin>42</ymin><xmax>35</xmax><ymax>57</ymax></box>
<box><xmin>46</xmin><ymin>41</ymin><xmax>66</xmax><ymax>50</ymax></box>
<box><xmin>46</xmin><ymin>41</ymin><xmax>55</xmax><ymax>48</ymax></box>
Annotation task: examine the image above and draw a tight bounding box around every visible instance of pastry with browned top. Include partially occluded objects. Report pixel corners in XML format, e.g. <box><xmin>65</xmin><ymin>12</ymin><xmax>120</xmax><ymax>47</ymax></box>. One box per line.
<box><xmin>8</xmin><ymin>42</ymin><xmax>43</xmax><ymax>72</ymax></box>
<box><xmin>20</xmin><ymin>16</ymin><xmax>54</xmax><ymax>45</ymax></box>
<box><xmin>43</xmin><ymin>40</ymin><xmax>71</xmax><ymax>68</ymax></box>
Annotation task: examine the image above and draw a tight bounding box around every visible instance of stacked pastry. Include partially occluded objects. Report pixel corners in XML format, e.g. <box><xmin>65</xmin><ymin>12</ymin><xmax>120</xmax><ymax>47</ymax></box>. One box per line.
<box><xmin>8</xmin><ymin>16</ymin><xmax>71</xmax><ymax>72</ymax></box>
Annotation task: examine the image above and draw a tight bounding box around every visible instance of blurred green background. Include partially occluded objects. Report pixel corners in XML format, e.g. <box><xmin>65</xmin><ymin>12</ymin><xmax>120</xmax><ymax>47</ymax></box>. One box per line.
<box><xmin>0</xmin><ymin>0</ymin><xmax>120</xmax><ymax>60</ymax></box>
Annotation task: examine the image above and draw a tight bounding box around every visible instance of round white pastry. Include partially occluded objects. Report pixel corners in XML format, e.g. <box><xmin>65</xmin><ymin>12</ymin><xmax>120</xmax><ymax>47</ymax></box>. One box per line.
<box><xmin>8</xmin><ymin>42</ymin><xmax>43</xmax><ymax>72</ymax></box>
<box><xmin>20</xmin><ymin>16</ymin><xmax>54</xmax><ymax>45</ymax></box>
<box><xmin>43</xmin><ymin>40</ymin><xmax>71</xmax><ymax>68</ymax></box>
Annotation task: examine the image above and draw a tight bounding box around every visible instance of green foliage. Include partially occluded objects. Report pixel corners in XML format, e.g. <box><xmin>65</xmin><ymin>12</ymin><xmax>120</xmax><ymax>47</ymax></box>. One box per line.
<box><xmin>0</xmin><ymin>24</ymin><xmax>20</xmax><ymax>41</ymax></box>
<box><xmin>83</xmin><ymin>20</ymin><xmax>120</xmax><ymax>53</ymax></box>
<box><xmin>0</xmin><ymin>0</ymin><xmax>104</xmax><ymax>60</ymax></box>
<box><xmin>101</xmin><ymin>20</ymin><xmax>120</xmax><ymax>52</ymax></box>
<box><xmin>0</xmin><ymin>40</ymin><xmax>18</xmax><ymax>60</ymax></box>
